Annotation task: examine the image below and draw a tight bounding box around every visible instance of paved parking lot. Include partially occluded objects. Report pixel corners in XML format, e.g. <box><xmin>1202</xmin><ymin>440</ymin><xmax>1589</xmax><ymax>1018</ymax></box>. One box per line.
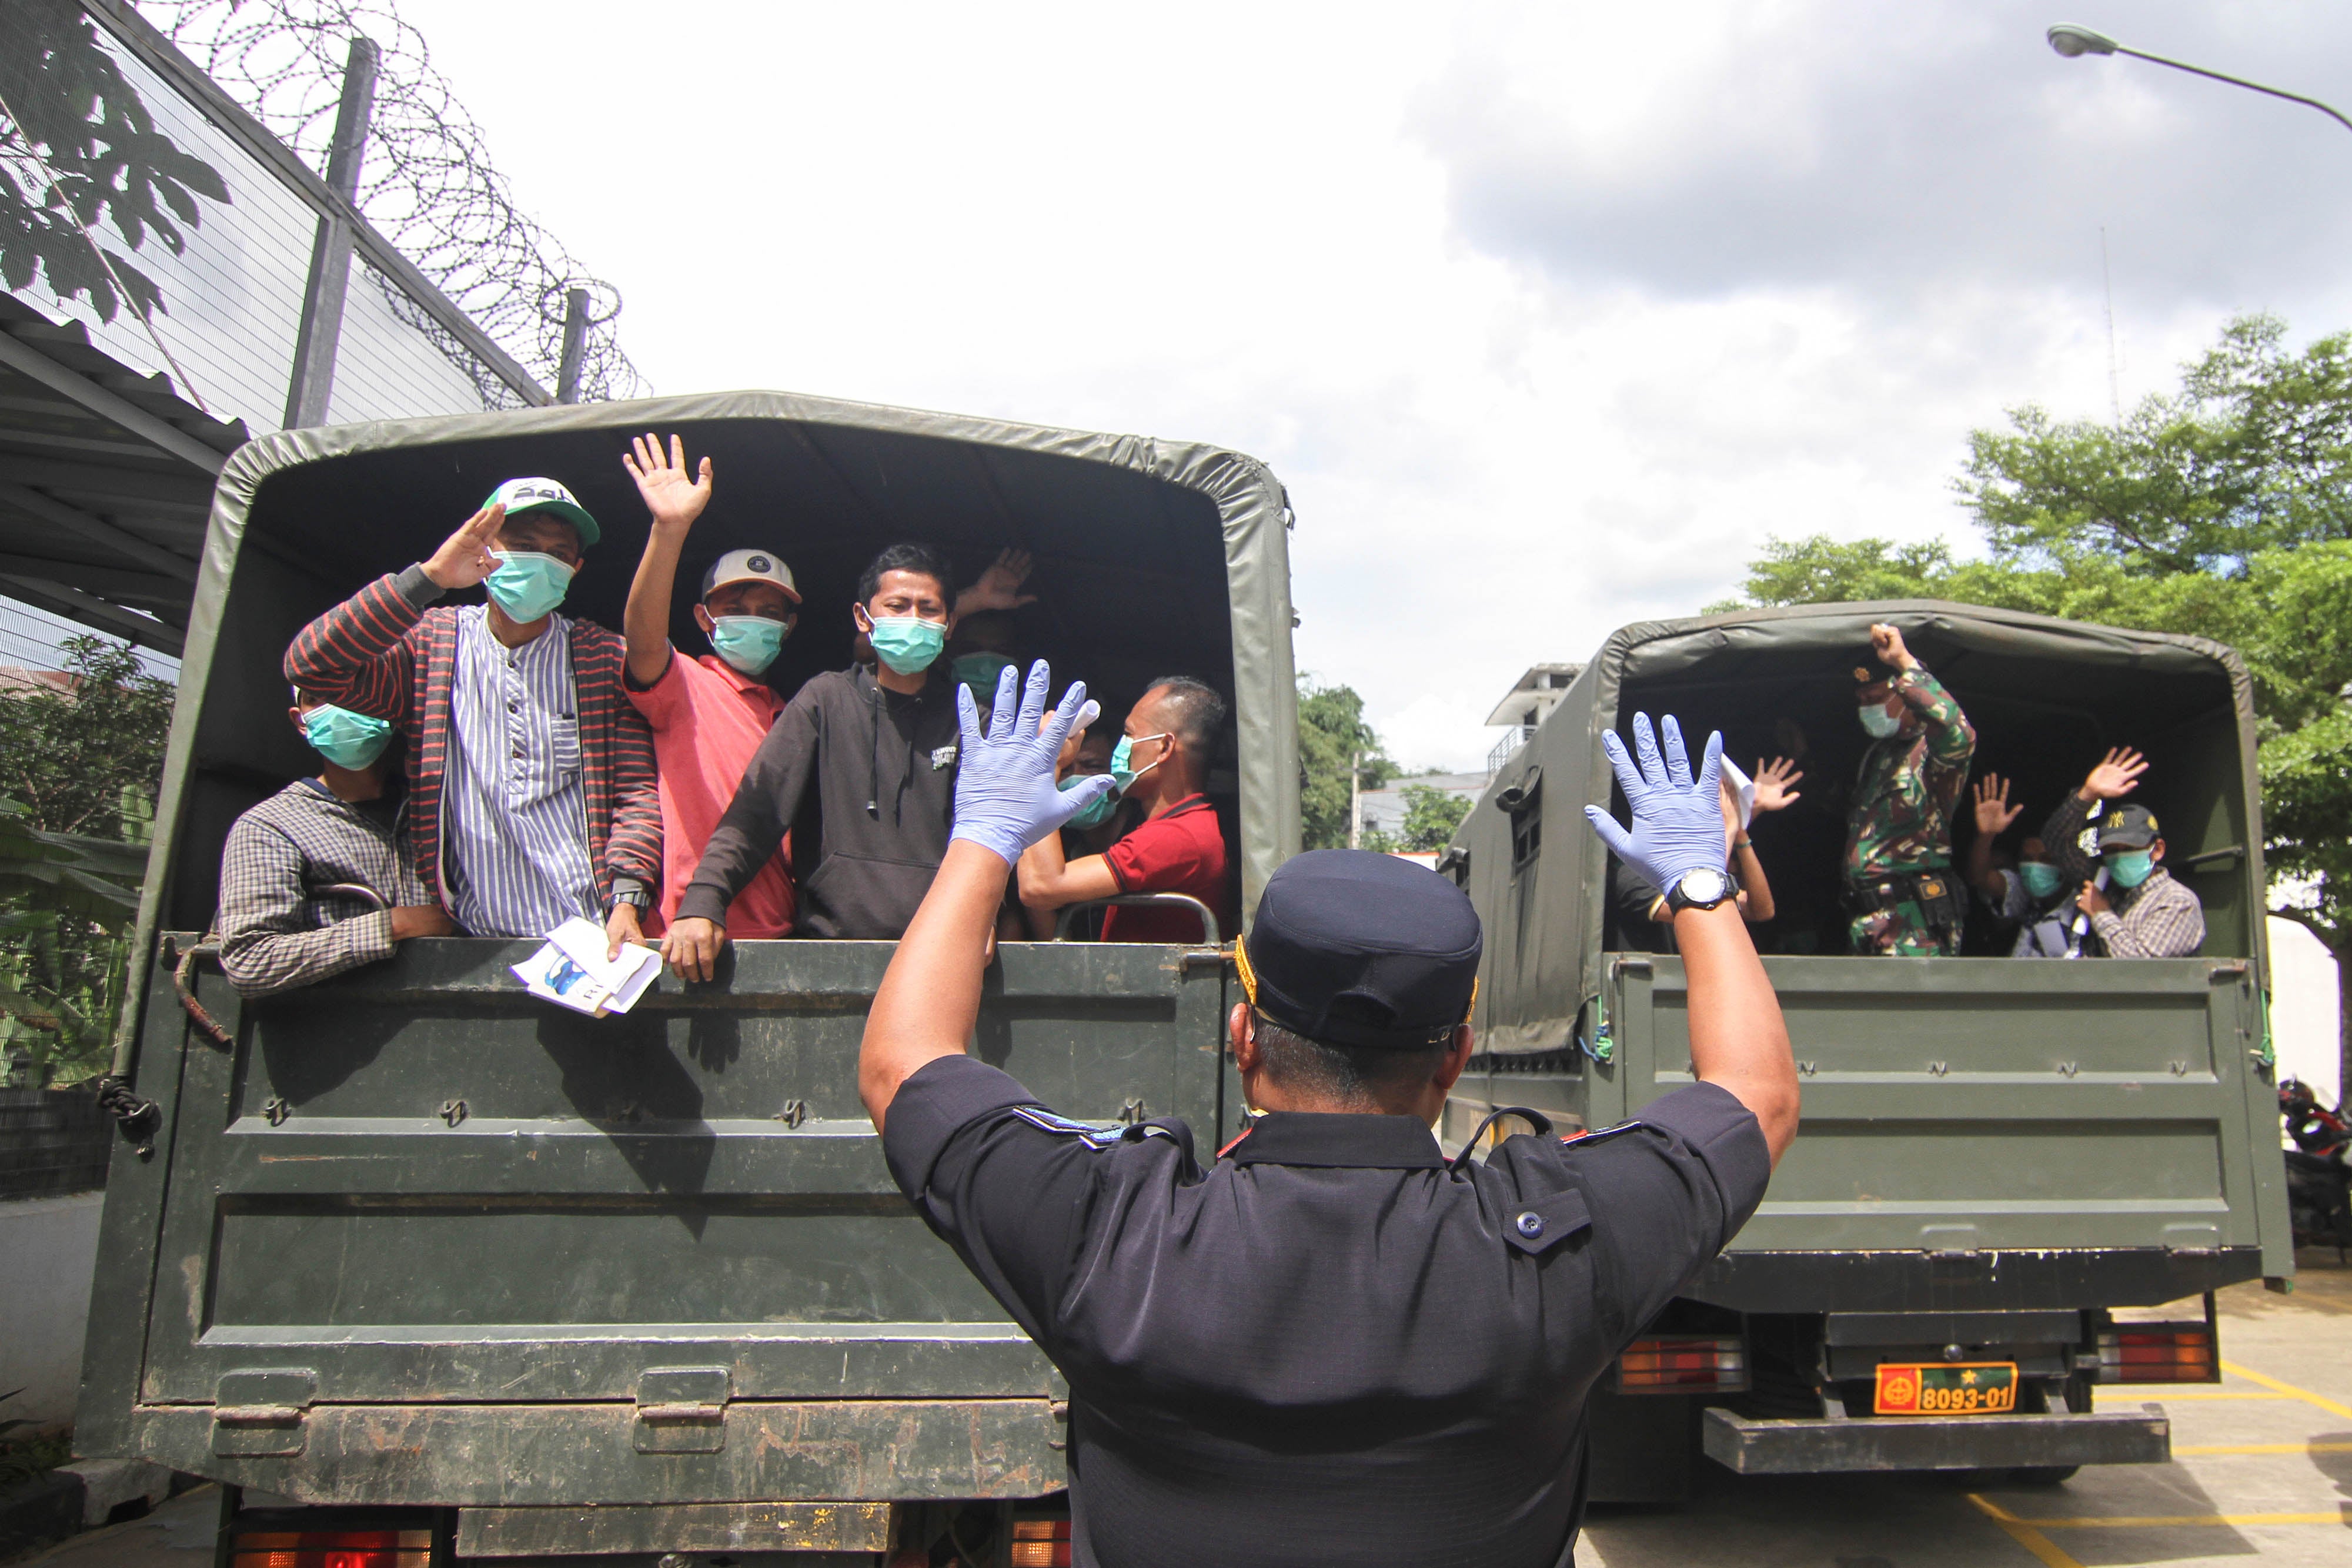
<box><xmin>1584</xmin><ymin>1250</ymin><xmax>2352</xmax><ymax>1567</ymax></box>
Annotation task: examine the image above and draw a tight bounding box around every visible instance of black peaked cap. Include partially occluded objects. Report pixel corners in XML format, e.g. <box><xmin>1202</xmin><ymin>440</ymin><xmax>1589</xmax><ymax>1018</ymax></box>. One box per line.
<box><xmin>1240</xmin><ymin>850</ymin><xmax>1484</xmax><ymax>1050</ymax></box>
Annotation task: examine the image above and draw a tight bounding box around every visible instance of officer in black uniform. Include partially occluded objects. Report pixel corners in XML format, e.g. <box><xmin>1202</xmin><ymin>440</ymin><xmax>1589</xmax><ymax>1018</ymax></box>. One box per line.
<box><xmin>861</xmin><ymin>666</ymin><xmax>1799</xmax><ymax>1568</ymax></box>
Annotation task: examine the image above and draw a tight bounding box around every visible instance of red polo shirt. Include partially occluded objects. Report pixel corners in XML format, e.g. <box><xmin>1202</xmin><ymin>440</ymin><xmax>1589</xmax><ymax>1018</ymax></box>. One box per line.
<box><xmin>627</xmin><ymin>649</ymin><xmax>794</xmax><ymax>937</ymax></box>
<box><xmin>1101</xmin><ymin>794</ymin><xmax>1232</xmax><ymax>944</ymax></box>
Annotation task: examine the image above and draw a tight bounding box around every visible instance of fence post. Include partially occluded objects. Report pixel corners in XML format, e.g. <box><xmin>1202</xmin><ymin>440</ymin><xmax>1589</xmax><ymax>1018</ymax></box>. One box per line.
<box><xmin>280</xmin><ymin>35</ymin><xmax>380</xmax><ymax>429</ymax></box>
<box><xmin>556</xmin><ymin>287</ymin><xmax>591</xmax><ymax>403</ymax></box>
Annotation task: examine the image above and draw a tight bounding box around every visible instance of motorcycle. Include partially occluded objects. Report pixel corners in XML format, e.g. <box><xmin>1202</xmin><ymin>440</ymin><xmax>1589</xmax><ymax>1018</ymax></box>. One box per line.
<box><xmin>2279</xmin><ymin>1078</ymin><xmax>2352</xmax><ymax>1260</ymax></box>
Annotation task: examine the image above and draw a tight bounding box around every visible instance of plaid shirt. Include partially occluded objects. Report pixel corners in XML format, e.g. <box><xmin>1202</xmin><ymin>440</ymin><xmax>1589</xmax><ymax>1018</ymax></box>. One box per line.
<box><xmin>284</xmin><ymin>566</ymin><xmax>662</xmax><ymax>914</ymax></box>
<box><xmin>2039</xmin><ymin>793</ymin><xmax>2206</xmax><ymax>958</ymax></box>
<box><xmin>217</xmin><ymin>780</ymin><xmax>427</xmax><ymax>997</ymax></box>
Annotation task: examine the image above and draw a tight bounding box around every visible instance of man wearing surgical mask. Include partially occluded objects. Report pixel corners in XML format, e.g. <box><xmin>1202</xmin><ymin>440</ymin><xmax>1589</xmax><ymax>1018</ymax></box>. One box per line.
<box><xmin>619</xmin><ymin>433</ymin><xmax>799</xmax><ymax>941</ymax></box>
<box><xmin>1014</xmin><ymin>676</ymin><xmax>1235</xmax><ymax>944</ymax></box>
<box><xmin>667</xmin><ymin>542</ymin><xmax>1033</xmax><ymax>971</ymax></box>
<box><xmin>2039</xmin><ymin>748</ymin><xmax>2205</xmax><ymax>958</ymax></box>
<box><xmin>215</xmin><ymin>690</ymin><xmax>453</xmax><ymax>997</ymax></box>
<box><xmin>1843</xmin><ymin>622</ymin><xmax>1976</xmax><ymax>956</ymax></box>
<box><xmin>285</xmin><ymin>479</ymin><xmax>663</xmax><ymax>959</ymax></box>
<box><xmin>1965</xmin><ymin>773</ymin><xmax>2081</xmax><ymax>958</ymax></box>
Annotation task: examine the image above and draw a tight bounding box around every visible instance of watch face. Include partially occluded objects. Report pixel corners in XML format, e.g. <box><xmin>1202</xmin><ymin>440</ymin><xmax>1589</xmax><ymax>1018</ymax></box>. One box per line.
<box><xmin>1679</xmin><ymin>867</ymin><xmax>1730</xmax><ymax>905</ymax></box>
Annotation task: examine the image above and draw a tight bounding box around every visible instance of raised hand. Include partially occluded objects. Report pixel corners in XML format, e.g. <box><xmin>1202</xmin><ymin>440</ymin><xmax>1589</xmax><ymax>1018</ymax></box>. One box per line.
<box><xmin>1973</xmin><ymin>773</ymin><xmax>2023</xmax><ymax>835</ymax></box>
<box><xmin>956</xmin><ymin>548</ymin><xmax>1039</xmax><ymax>620</ymax></box>
<box><xmin>1752</xmin><ymin>755</ymin><xmax>1804</xmax><ymax>814</ymax></box>
<box><xmin>949</xmin><ymin>660</ymin><xmax>1111</xmax><ymax>867</ymax></box>
<box><xmin>2080</xmin><ymin>747</ymin><xmax>2147</xmax><ymax>801</ymax></box>
<box><xmin>422</xmin><ymin>503</ymin><xmax>505</xmax><ymax>590</ymax></box>
<box><xmin>1582</xmin><ymin>713</ymin><xmax>1726</xmax><ymax>897</ymax></box>
<box><xmin>1869</xmin><ymin>622</ymin><xmax>1918</xmax><ymax>672</ymax></box>
<box><xmin>623</xmin><ymin>432</ymin><xmax>713</xmax><ymax>534</ymax></box>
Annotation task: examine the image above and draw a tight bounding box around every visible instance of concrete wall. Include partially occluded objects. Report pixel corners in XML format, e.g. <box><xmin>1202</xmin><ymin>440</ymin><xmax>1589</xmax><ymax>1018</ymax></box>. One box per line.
<box><xmin>2269</xmin><ymin>916</ymin><xmax>2342</xmax><ymax>1108</ymax></box>
<box><xmin>0</xmin><ymin>1190</ymin><xmax>103</xmax><ymax>1432</ymax></box>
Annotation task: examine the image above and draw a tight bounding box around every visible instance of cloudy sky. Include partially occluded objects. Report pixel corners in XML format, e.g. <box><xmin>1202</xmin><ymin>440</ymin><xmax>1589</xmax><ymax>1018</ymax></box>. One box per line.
<box><xmin>386</xmin><ymin>0</ymin><xmax>2352</xmax><ymax>770</ymax></box>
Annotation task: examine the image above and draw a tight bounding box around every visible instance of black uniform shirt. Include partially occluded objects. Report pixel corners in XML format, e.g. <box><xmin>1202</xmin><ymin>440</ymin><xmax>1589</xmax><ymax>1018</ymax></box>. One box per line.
<box><xmin>883</xmin><ymin>1054</ymin><xmax>1771</xmax><ymax>1568</ymax></box>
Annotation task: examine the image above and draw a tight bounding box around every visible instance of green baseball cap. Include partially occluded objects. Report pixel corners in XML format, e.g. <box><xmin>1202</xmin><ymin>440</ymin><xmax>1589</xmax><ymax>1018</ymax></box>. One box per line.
<box><xmin>483</xmin><ymin>476</ymin><xmax>599</xmax><ymax>547</ymax></box>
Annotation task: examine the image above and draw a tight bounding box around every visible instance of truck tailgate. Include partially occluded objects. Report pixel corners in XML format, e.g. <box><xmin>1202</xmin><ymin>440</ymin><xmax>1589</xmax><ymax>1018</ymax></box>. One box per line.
<box><xmin>85</xmin><ymin>934</ymin><xmax>1226</xmax><ymax>1503</ymax></box>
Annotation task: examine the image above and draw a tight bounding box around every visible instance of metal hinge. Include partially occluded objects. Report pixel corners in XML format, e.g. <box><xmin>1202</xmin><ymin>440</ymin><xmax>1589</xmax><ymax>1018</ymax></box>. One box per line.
<box><xmin>212</xmin><ymin>1369</ymin><xmax>315</xmax><ymax>1456</ymax></box>
<box><xmin>635</xmin><ymin>1366</ymin><xmax>730</xmax><ymax>1453</ymax></box>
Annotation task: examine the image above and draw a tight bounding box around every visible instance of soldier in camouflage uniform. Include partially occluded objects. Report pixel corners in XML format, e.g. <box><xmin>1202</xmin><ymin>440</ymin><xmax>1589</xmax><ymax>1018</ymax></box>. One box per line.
<box><xmin>1845</xmin><ymin>623</ymin><xmax>1975</xmax><ymax>956</ymax></box>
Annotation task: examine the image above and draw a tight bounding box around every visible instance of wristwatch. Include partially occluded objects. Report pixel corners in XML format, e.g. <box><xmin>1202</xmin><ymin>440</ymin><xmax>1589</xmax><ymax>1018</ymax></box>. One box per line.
<box><xmin>1663</xmin><ymin>865</ymin><xmax>1734</xmax><ymax>915</ymax></box>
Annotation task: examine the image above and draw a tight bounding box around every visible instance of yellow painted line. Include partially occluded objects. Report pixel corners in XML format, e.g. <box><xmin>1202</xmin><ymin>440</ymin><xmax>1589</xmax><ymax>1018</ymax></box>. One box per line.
<box><xmin>2221</xmin><ymin>1360</ymin><xmax>2352</xmax><ymax>1421</ymax></box>
<box><xmin>2176</xmin><ymin>1441</ymin><xmax>2352</xmax><ymax>1456</ymax></box>
<box><xmin>1965</xmin><ymin>1493</ymin><xmax>2085</xmax><ymax>1568</ymax></box>
<box><xmin>2035</xmin><ymin>1511</ymin><xmax>2345</xmax><ymax>1528</ymax></box>
<box><xmin>2093</xmin><ymin>1389</ymin><xmax>2295</xmax><ymax>1400</ymax></box>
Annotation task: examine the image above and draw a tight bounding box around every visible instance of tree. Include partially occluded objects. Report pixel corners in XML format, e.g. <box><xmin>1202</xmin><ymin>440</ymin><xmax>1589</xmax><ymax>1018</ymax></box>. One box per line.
<box><xmin>1396</xmin><ymin>783</ymin><xmax>1473</xmax><ymax>853</ymax></box>
<box><xmin>0</xmin><ymin>637</ymin><xmax>172</xmax><ymax>1082</ymax></box>
<box><xmin>1724</xmin><ymin>313</ymin><xmax>2352</xmax><ymax>1099</ymax></box>
<box><xmin>1297</xmin><ymin>677</ymin><xmax>1396</xmax><ymax>851</ymax></box>
<box><xmin>0</xmin><ymin>0</ymin><xmax>229</xmax><ymax>323</ymax></box>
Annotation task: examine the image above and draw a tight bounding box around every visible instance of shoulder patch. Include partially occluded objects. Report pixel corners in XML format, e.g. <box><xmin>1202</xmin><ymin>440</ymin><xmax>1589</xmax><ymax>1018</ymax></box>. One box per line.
<box><xmin>1010</xmin><ymin>1105</ymin><xmax>1126</xmax><ymax>1151</ymax></box>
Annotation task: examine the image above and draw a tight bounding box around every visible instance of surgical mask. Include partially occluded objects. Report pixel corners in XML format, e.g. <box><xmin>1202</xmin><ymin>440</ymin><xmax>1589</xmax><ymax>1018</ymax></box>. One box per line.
<box><xmin>2018</xmin><ymin>861</ymin><xmax>2063</xmax><ymax>901</ymax></box>
<box><xmin>2104</xmin><ymin>848</ymin><xmax>2156</xmax><ymax>888</ymax></box>
<box><xmin>952</xmin><ymin>653</ymin><xmax>1016</xmax><ymax>703</ymax></box>
<box><xmin>1857</xmin><ymin>703</ymin><xmax>1903</xmax><ymax>739</ymax></box>
<box><xmin>866</xmin><ymin>615</ymin><xmax>945</xmax><ymax>676</ymax></box>
<box><xmin>302</xmin><ymin>704</ymin><xmax>393</xmax><ymax>770</ymax></box>
<box><xmin>484</xmin><ymin>551</ymin><xmax>574</xmax><ymax>622</ymax></box>
<box><xmin>1109</xmin><ymin>733</ymin><xmax>1168</xmax><ymax>795</ymax></box>
<box><xmin>709</xmin><ymin>615</ymin><xmax>788</xmax><ymax>676</ymax></box>
<box><xmin>1058</xmin><ymin>774</ymin><xmax>1118</xmax><ymax>830</ymax></box>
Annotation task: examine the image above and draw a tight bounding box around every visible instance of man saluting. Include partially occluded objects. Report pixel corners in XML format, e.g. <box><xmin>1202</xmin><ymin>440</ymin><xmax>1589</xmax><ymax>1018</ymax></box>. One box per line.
<box><xmin>858</xmin><ymin>664</ymin><xmax>1798</xmax><ymax>1567</ymax></box>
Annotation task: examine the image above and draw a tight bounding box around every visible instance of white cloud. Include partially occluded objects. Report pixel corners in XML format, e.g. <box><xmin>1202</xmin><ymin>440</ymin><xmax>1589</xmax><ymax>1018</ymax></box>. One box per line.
<box><xmin>387</xmin><ymin>0</ymin><xmax>2352</xmax><ymax>769</ymax></box>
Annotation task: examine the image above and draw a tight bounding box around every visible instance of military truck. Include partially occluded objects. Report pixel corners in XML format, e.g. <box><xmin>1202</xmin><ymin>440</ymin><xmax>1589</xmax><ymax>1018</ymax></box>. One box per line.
<box><xmin>1441</xmin><ymin>603</ymin><xmax>2294</xmax><ymax>1500</ymax></box>
<box><xmin>76</xmin><ymin>394</ymin><xmax>1294</xmax><ymax>1566</ymax></box>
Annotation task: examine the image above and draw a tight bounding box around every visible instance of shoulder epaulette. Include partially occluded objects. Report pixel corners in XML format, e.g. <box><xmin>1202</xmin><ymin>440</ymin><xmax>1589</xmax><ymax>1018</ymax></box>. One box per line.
<box><xmin>1560</xmin><ymin>1120</ymin><xmax>1646</xmax><ymax>1148</ymax></box>
<box><xmin>1010</xmin><ymin>1105</ymin><xmax>1178</xmax><ymax>1151</ymax></box>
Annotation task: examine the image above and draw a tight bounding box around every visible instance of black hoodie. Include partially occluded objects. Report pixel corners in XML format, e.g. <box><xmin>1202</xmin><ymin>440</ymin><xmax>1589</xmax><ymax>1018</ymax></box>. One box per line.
<box><xmin>678</xmin><ymin>663</ymin><xmax>958</xmax><ymax>940</ymax></box>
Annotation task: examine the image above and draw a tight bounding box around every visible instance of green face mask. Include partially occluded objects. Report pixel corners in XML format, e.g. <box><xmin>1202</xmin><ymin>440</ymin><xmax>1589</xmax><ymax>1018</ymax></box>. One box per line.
<box><xmin>1058</xmin><ymin>774</ymin><xmax>1118</xmax><ymax>829</ymax></box>
<box><xmin>2104</xmin><ymin>848</ymin><xmax>2156</xmax><ymax>888</ymax></box>
<box><xmin>867</xmin><ymin>614</ymin><xmax>945</xmax><ymax>676</ymax></box>
<box><xmin>2018</xmin><ymin>861</ymin><xmax>2063</xmax><ymax>901</ymax></box>
<box><xmin>485</xmin><ymin>551</ymin><xmax>574</xmax><ymax>621</ymax></box>
<box><xmin>1857</xmin><ymin>702</ymin><xmax>1903</xmax><ymax>739</ymax></box>
<box><xmin>1108</xmin><ymin>733</ymin><xmax>1169</xmax><ymax>796</ymax></box>
<box><xmin>709</xmin><ymin>615</ymin><xmax>788</xmax><ymax>676</ymax></box>
<box><xmin>302</xmin><ymin>704</ymin><xmax>394</xmax><ymax>770</ymax></box>
<box><xmin>952</xmin><ymin>653</ymin><xmax>1016</xmax><ymax>703</ymax></box>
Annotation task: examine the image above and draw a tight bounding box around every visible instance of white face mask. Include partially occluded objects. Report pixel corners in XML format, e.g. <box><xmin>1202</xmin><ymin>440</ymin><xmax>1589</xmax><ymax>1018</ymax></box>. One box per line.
<box><xmin>1858</xmin><ymin>702</ymin><xmax>1903</xmax><ymax>739</ymax></box>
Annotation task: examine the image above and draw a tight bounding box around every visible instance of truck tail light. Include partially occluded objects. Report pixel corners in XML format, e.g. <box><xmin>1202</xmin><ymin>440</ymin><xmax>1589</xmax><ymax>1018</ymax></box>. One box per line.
<box><xmin>2096</xmin><ymin>1324</ymin><xmax>2217</xmax><ymax>1383</ymax></box>
<box><xmin>1613</xmin><ymin>1335</ymin><xmax>1748</xmax><ymax>1394</ymax></box>
<box><xmin>1010</xmin><ymin>1519</ymin><xmax>1073</xmax><ymax>1567</ymax></box>
<box><xmin>231</xmin><ymin>1530</ymin><xmax>431</xmax><ymax>1568</ymax></box>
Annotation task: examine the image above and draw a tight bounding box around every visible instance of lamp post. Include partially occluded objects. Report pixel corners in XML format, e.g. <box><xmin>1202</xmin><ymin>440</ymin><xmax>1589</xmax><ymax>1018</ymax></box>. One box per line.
<box><xmin>2046</xmin><ymin>23</ymin><xmax>2352</xmax><ymax>136</ymax></box>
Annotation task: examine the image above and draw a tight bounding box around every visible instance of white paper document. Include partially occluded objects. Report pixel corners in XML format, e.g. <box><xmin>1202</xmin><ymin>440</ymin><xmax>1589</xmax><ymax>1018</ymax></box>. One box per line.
<box><xmin>1720</xmin><ymin>757</ymin><xmax>1758</xmax><ymax>830</ymax></box>
<box><xmin>510</xmin><ymin>917</ymin><xmax>663</xmax><ymax>1017</ymax></box>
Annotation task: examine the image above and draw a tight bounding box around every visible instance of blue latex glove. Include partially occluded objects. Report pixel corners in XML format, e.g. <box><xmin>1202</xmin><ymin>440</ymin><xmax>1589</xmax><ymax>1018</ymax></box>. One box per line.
<box><xmin>1582</xmin><ymin>712</ymin><xmax>1727</xmax><ymax>896</ymax></box>
<box><xmin>950</xmin><ymin>659</ymin><xmax>1116</xmax><ymax>867</ymax></box>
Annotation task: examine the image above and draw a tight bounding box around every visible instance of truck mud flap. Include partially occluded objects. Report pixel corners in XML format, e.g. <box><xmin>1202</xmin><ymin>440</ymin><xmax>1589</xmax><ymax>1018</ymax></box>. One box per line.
<box><xmin>1701</xmin><ymin>1405</ymin><xmax>2169</xmax><ymax>1473</ymax></box>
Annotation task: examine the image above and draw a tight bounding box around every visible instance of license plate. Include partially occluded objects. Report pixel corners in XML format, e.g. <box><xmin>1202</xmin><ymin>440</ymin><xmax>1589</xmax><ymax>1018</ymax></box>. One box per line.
<box><xmin>1873</xmin><ymin>1362</ymin><xmax>2019</xmax><ymax>1416</ymax></box>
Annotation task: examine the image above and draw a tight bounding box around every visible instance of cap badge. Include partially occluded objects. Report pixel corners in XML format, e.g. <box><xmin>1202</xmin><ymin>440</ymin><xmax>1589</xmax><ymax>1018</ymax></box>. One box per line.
<box><xmin>748</xmin><ymin>554</ymin><xmax>771</xmax><ymax>573</ymax></box>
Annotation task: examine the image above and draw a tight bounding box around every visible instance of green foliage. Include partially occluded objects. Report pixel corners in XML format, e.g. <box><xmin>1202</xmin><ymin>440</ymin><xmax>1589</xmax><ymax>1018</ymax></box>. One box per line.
<box><xmin>0</xmin><ymin>0</ymin><xmax>229</xmax><ymax>322</ymax></box>
<box><xmin>1956</xmin><ymin>315</ymin><xmax>2352</xmax><ymax>574</ymax></box>
<box><xmin>0</xmin><ymin>638</ymin><xmax>168</xmax><ymax>1082</ymax></box>
<box><xmin>1396</xmin><ymin>783</ymin><xmax>1474</xmax><ymax>853</ymax></box>
<box><xmin>1297</xmin><ymin>677</ymin><xmax>1397</xmax><ymax>851</ymax></box>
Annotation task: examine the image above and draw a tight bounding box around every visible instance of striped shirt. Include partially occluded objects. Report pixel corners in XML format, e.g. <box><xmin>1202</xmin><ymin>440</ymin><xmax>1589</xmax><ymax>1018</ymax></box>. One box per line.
<box><xmin>216</xmin><ymin>780</ymin><xmax>428</xmax><ymax>997</ymax></box>
<box><xmin>442</xmin><ymin>606</ymin><xmax>599</xmax><ymax>938</ymax></box>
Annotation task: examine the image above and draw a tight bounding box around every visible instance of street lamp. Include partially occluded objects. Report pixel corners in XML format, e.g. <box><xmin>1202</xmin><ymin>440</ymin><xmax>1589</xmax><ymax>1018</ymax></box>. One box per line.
<box><xmin>2046</xmin><ymin>22</ymin><xmax>2352</xmax><ymax>136</ymax></box>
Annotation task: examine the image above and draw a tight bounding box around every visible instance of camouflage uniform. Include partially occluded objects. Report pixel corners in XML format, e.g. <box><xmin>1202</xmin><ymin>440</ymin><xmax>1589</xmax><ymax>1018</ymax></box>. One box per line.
<box><xmin>1845</xmin><ymin>664</ymin><xmax>1975</xmax><ymax>956</ymax></box>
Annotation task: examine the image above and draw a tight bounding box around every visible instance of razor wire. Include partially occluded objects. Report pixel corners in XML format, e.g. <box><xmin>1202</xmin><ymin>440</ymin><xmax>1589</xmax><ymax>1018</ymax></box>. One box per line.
<box><xmin>133</xmin><ymin>0</ymin><xmax>647</xmax><ymax>406</ymax></box>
